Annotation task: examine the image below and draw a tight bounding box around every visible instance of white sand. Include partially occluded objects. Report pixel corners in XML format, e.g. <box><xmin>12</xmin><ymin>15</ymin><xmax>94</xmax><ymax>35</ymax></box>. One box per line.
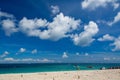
<box><xmin>0</xmin><ymin>69</ymin><xmax>120</xmax><ymax>80</ymax></box>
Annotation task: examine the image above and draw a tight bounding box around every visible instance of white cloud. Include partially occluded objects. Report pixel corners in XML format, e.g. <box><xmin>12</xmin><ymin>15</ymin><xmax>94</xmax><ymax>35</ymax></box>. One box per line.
<box><xmin>19</xmin><ymin>17</ymin><xmax>48</xmax><ymax>39</ymax></box>
<box><xmin>76</xmin><ymin>52</ymin><xmax>80</xmax><ymax>56</ymax></box>
<box><xmin>98</xmin><ymin>34</ymin><xmax>120</xmax><ymax>51</ymax></box>
<box><xmin>113</xmin><ymin>3</ymin><xmax>119</xmax><ymax>10</ymax></box>
<box><xmin>71</xmin><ymin>21</ymin><xmax>99</xmax><ymax>46</ymax></box>
<box><xmin>2</xmin><ymin>58</ymin><xmax>54</xmax><ymax>63</ymax></box>
<box><xmin>31</xmin><ymin>49</ymin><xmax>37</xmax><ymax>54</ymax></box>
<box><xmin>62</xmin><ymin>52</ymin><xmax>68</xmax><ymax>58</ymax></box>
<box><xmin>0</xmin><ymin>11</ymin><xmax>14</xmax><ymax>18</ymax></box>
<box><xmin>81</xmin><ymin>0</ymin><xmax>119</xmax><ymax>10</ymax></box>
<box><xmin>51</xmin><ymin>5</ymin><xmax>60</xmax><ymax>15</ymax></box>
<box><xmin>22</xmin><ymin>58</ymin><xmax>34</xmax><ymax>61</ymax></box>
<box><xmin>85</xmin><ymin>53</ymin><xmax>89</xmax><ymax>56</ymax></box>
<box><xmin>0</xmin><ymin>51</ymin><xmax>9</xmax><ymax>58</ymax></box>
<box><xmin>108</xmin><ymin>12</ymin><xmax>120</xmax><ymax>26</ymax></box>
<box><xmin>19</xmin><ymin>17</ymin><xmax>48</xmax><ymax>37</ymax></box>
<box><xmin>4</xmin><ymin>57</ymin><xmax>14</xmax><ymax>61</ymax></box>
<box><xmin>104</xmin><ymin>57</ymin><xmax>110</xmax><ymax>61</ymax></box>
<box><xmin>19</xmin><ymin>13</ymin><xmax>80</xmax><ymax>41</ymax></box>
<box><xmin>19</xmin><ymin>48</ymin><xmax>26</xmax><ymax>53</ymax></box>
<box><xmin>0</xmin><ymin>11</ymin><xmax>80</xmax><ymax>42</ymax></box>
<box><xmin>3</xmin><ymin>58</ymin><xmax>34</xmax><ymax>62</ymax></box>
<box><xmin>1</xmin><ymin>19</ymin><xmax>18</xmax><ymax>36</ymax></box>
<box><xmin>111</xmin><ymin>36</ymin><xmax>120</xmax><ymax>51</ymax></box>
<box><xmin>112</xmin><ymin>57</ymin><xmax>120</xmax><ymax>60</ymax></box>
<box><xmin>40</xmin><ymin>58</ymin><xmax>54</xmax><ymax>63</ymax></box>
<box><xmin>98</xmin><ymin>34</ymin><xmax>115</xmax><ymax>41</ymax></box>
<box><xmin>47</xmin><ymin>13</ymin><xmax>80</xmax><ymax>41</ymax></box>
<box><xmin>42</xmin><ymin>58</ymin><xmax>49</xmax><ymax>62</ymax></box>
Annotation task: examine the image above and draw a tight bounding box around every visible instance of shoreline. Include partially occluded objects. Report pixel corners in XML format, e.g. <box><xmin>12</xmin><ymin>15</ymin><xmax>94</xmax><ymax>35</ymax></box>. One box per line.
<box><xmin>0</xmin><ymin>69</ymin><xmax>119</xmax><ymax>74</ymax></box>
<box><xmin>0</xmin><ymin>69</ymin><xmax>120</xmax><ymax>80</ymax></box>
<box><xmin>0</xmin><ymin>69</ymin><xmax>100</xmax><ymax>74</ymax></box>
<box><xmin>0</xmin><ymin>69</ymin><xmax>100</xmax><ymax>75</ymax></box>
<box><xmin>0</xmin><ymin>68</ymin><xmax>119</xmax><ymax>75</ymax></box>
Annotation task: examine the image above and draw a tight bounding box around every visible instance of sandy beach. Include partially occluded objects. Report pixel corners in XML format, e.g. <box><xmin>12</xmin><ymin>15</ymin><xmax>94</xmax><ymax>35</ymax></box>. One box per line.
<box><xmin>0</xmin><ymin>69</ymin><xmax>120</xmax><ymax>80</ymax></box>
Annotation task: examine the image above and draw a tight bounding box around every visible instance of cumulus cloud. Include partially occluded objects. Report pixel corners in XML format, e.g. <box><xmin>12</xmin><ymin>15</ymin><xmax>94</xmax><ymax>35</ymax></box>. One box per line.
<box><xmin>41</xmin><ymin>58</ymin><xmax>49</xmax><ymax>62</ymax></box>
<box><xmin>85</xmin><ymin>53</ymin><xmax>89</xmax><ymax>56</ymax></box>
<box><xmin>3</xmin><ymin>58</ymin><xmax>34</xmax><ymax>62</ymax></box>
<box><xmin>104</xmin><ymin>57</ymin><xmax>110</xmax><ymax>61</ymax></box>
<box><xmin>19</xmin><ymin>48</ymin><xmax>26</xmax><ymax>53</ymax></box>
<box><xmin>0</xmin><ymin>10</ymin><xmax>80</xmax><ymax>42</ymax></box>
<box><xmin>98</xmin><ymin>34</ymin><xmax>120</xmax><ymax>51</ymax></box>
<box><xmin>62</xmin><ymin>52</ymin><xmax>68</xmax><ymax>58</ymax></box>
<box><xmin>31</xmin><ymin>49</ymin><xmax>37</xmax><ymax>54</ymax></box>
<box><xmin>4</xmin><ymin>58</ymin><xmax>34</xmax><ymax>62</ymax></box>
<box><xmin>2</xmin><ymin>58</ymin><xmax>54</xmax><ymax>63</ymax></box>
<box><xmin>1</xmin><ymin>19</ymin><xmax>18</xmax><ymax>36</ymax></box>
<box><xmin>108</xmin><ymin>12</ymin><xmax>120</xmax><ymax>26</ymax></box>
<box><xmin>111</xmin><ymin>36</ymin><xmax>120</xmax><ymax>51</ymax></box>
<box><xmin>113</xmin><ymin>2</ymin><xmax>119</xmax><ymax>10</ymax></box>
<box><xmin>0</xmin><ymin>51</ymin><xmax>9</xmax><ymax>58</ymax></box>
<box><xmin>51</xmin><ymin>5</ymin><xmax>60</xmax><ymax>15</ymax></box>
<box><xmin>47</xmin><ymin>13</ymin><xmax>80</xmax><ymax>41</ymax></box>
<box><xmin>81</xmin><ymin>0</ymin><xmax>119</xmax><ymax>10</ymax></box>
<box><xmin>41</xmin><ymin>58</ymin><xmax>54</xmax><ymax>63</ymax></box>
<box><xmin>19</xmin><ymin>17</ymin><xmax>48</xmax><ymax>37</ymax></box>
<box><xmin>71</xmin><ymin>21</ymin><xmax>99</xmax><ymax>46</ymax></box>
<box><xmin>22</xmin><ymin>58</ymin><xmax>34</xmax><ymax>61</ymax></box>
<box><xmin>0</xmin><ymin>11</ymin><xmax>82</xmax><ymax>48</ymax></box>
<box><xmin>4</xmin><ymin>57</ymin><xmax>14</xmax><ymax>61</ymax></box>
<box><xmin>0</xmin><ymin>11</ymin><xmax>14</xmax><ymax>18</ymax></box>
<box><xmin>98</xmin><ymin>34</ymin><xmax>115</xmax><ymax>41</ymax></box>
<box><xmin>76</xmin><ymin>52</ymin><xmax>80</xmax><ymax>56</ymax></box>
<box><xmin>19</xmin><ymin>13</ymin><xmax>80</xmax><ymax>41</ymax></box>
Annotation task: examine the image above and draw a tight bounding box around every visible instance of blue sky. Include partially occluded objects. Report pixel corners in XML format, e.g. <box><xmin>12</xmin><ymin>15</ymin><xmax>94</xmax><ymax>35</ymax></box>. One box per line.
<box><xmin>0</xmin><ymin>0</ymin><xmax>120</xmax><ymax>63</ymax></box>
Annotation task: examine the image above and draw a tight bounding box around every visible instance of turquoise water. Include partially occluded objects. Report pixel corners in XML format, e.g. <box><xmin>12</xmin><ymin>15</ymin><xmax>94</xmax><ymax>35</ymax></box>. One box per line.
<box><xmin>0</xmin><ymin>63</ymin><xmax>120</xmax><ymax>74</ymax></box>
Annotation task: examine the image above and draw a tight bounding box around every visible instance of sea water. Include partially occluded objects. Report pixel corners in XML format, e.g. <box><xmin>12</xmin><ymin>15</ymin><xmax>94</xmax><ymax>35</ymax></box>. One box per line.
<box><xmin>0</xmin><ymin>63</ymin><xmax>120</xmax><ymax>74</ymax></box>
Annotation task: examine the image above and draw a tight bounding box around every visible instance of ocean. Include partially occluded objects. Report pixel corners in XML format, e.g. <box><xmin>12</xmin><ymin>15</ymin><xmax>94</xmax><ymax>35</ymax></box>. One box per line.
<box><xmin>0</xmin><ymin>63</ymin><xmax>120</xmax><ymax>74</ymax></box>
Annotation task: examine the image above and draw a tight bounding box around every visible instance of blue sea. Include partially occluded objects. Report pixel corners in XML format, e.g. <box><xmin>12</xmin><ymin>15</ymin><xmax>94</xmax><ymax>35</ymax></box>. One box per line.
<box><xmin>0</xmin><ymin>63</ymin><xmax>120</xmax><ymax>74</ymax></box>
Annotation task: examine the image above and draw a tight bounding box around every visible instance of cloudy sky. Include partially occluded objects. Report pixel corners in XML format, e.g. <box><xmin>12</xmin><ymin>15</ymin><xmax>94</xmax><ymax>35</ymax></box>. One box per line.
<box><xmin>0</xmin><ymin>0</ymin><xmax>120</xmax><ymax>63</ymax></box>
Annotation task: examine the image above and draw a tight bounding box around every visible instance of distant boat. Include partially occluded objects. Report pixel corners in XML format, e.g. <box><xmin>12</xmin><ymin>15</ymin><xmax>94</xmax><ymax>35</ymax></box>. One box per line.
<box><xmin>87</xmin><ymin>66</ymin><xmax>93</xmax><ymax>68</ymax></box>
<box><xmin>100</xmin><ymin>67</ymin><xmax>106</xmax><ymax>70</ymax></box>
<box><xmin>74</xmin><ymin>65</ymin><xmax>80</xmax><ymax>70</ymax></box>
